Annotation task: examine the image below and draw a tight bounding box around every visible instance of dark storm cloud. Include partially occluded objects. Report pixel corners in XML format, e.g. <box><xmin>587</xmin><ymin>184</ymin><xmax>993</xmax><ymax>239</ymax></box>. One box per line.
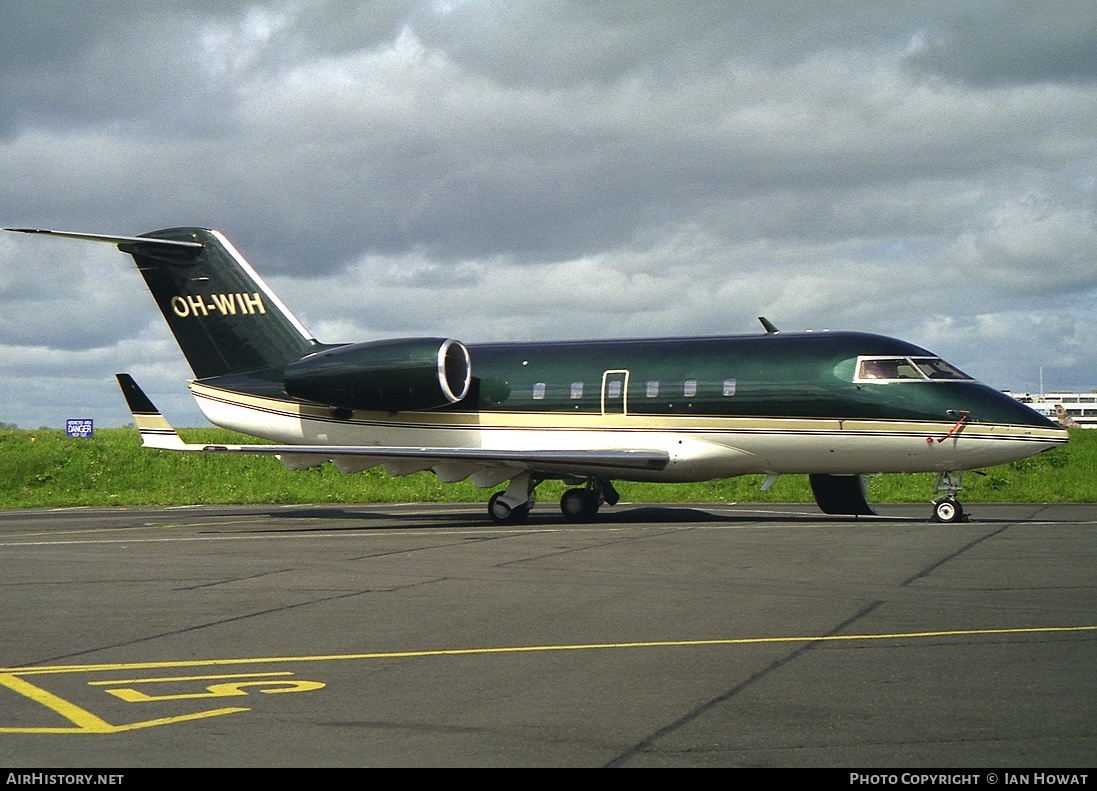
<box><xmin>0</xmin><ymin>2</ymin><xmax>422</xmax><ymax>140</ymax></box>
<box><xmin>904</xmin><ymin>3</ymin><xmax>1097</xmax><ymax>86</ymax></box>
<box><xmin>2</xmin><ymin>1</ymin><xmax>1097</xmax><ymax>426</ymax></box>
<box><xmin>2</xmin><ymin>1</ymin><xmax>1091</xmax><ymax>271</ymax></box>
<box><xmin>0</xmin><ymin>2</ymin><xmax>234</xmax><ymax>137</ymax></box>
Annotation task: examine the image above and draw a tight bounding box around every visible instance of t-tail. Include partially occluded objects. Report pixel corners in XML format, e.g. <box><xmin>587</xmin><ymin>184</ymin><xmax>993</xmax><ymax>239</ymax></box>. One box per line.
<box><xmin>123</xmin><ymin>227</ymin><xmax>318</xmax><ymax>378</ymax></box>
<box><xmin>5</xmin><ymin>227</ymin><xmax>318</xmax><ymax>378</ymax></box>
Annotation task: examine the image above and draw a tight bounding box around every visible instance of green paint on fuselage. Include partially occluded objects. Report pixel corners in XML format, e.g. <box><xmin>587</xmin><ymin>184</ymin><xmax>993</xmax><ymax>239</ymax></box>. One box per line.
<box><xmin>204</xmin><ymin>331</ymin><xmax>1054</xmax><ymax>428</ymax></box>
<box><xmin>462</xmin><ymin>331</ymin><xmax>1049</xmax><ymax>425</ymax></box>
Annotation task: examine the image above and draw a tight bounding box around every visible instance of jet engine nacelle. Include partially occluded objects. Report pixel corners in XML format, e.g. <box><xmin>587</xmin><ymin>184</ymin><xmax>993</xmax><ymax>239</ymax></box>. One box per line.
<box><xmin>284</xmin><ymin>337</ymin><xmax>472</xmax><ymax>412</ymax></box>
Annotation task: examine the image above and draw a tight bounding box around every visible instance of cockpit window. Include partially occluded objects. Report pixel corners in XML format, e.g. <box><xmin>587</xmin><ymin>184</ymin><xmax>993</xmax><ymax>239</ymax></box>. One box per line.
<box><xmin>855</xmin><ymin>356</ymin><xmax>972</xmax><ymax>383</ymax></box>
<box><xmin>858</xmin><ymin>358</ymin><xmax>923</xmax><ymax>381</ymax></box>
<box><xmin>912</xmin><ymin>358</ymin><xmax>971</xmax><ymax>380</ymax></box>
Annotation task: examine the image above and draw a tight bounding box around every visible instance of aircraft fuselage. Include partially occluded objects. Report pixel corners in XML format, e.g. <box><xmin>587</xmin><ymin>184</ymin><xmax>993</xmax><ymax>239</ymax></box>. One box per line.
<box><xmin>190</xmin><ymin>330</ymin><xmax>1064</xmax><ymax>485</ymax></box>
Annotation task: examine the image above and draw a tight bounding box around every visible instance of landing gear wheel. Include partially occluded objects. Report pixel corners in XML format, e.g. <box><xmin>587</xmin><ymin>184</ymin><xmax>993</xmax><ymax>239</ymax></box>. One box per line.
<box><xmin>489</xmin><ymin>492</ymin><xmax>530</xmax><ymax>524</ymax></box>
<box><xmin>932</xmin><ymin>497</ymin><xmax>964</xmax><ymax>523</ymax></box>
<box><xmin>560</xmin><ymin>488</ymin><xmax>600</xmax><ymax>522</ymax></box>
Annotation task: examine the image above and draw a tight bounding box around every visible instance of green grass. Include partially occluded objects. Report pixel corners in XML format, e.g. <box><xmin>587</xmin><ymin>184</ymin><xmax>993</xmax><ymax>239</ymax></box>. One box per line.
<box><xmin>0</xmin><ymin>426</ymin><xmax>1093</xmax><ymax>509</ymax></box>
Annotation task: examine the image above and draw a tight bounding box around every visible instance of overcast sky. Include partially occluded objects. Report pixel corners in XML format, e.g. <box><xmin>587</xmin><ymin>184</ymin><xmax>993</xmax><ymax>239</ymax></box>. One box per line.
<box><xmin>2</xmin><ymin>1</ymin><xmax>1097</xmax><ymax>427</ymax></box>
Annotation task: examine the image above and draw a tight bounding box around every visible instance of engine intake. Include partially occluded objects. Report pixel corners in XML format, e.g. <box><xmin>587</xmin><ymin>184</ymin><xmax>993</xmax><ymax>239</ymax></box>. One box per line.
<box><xmin>284</xmin><ymin>337</ymin><xmax>472</xmax><ymax>412</ymax></box>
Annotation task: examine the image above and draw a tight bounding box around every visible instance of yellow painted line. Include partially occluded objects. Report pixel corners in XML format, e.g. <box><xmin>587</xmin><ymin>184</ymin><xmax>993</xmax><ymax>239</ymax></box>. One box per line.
<box><xmin>82</xmin><ymin>707</ymin><xmax>252</xmax><ymax>733</ymax></box>
<box><xmin>0</xmin><ymin>673</ymin><xmax>250</xmax><ymax>734</ymax></box>
<box><xmin>4</xmin><ymin>625</ymin><xmax>1094</xmax><ymax>676</ymax></box>
<box><xmin>0</xmin><ymin>708</ymin><xmax>251</xmax><ymax>734</ymax></box>
<box><xmin>3</xmin><ymin>625</ymin><xmax>1091</xmax><ymax>735</ymax></box>
<box><xmin>87</xmin><ymin>671</ymin><xmax>294</xmax><ymax>685</ymax></box>
<box><xmin>102</xmin><ymin>679</ymin><xmax>324</xmax><ymax>703</ymax></box>
<box><xmin>0</xmin><ymin>673</ymin><xmax>117</xmax><ymax>732</ymax></box>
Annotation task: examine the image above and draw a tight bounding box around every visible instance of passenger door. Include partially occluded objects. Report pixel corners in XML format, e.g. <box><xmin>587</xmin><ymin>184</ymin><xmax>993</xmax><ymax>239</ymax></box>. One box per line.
<box><xmin>601</xmin><ymin>369</ymin><xmax>629</xmax><ymax>416</ymax></box>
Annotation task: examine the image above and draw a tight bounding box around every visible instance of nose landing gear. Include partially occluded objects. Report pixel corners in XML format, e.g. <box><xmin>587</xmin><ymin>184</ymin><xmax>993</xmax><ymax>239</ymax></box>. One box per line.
<box><xmin>931</xmin><ymin>471</ymin><xmax>968</xmax><ymax>523</ymax></box>
<box><xmin>933</xmin><ymin>496</ymin><xmax>963</xmax><ymax>523</ymax></box>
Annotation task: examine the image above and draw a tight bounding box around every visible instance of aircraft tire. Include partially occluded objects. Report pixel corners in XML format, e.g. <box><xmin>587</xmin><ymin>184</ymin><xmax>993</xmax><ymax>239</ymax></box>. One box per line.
<box><xmin>932</xmin><ymin>497</ymin><xmax>963</xmax><ymax>523</ymax></box>
<box><xmin>489</xmin><ymin>492</ymin><xmax>530</xmax><ymax>524</ymax></box>
<box><xmin>560</xmin><ymin>488</ymin><xmax>600</xmax><ymax>521</ymax></box>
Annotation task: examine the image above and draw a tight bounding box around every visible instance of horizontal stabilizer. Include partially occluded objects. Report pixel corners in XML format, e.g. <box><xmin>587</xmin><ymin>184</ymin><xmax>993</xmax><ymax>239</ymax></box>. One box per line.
<box><xmin>116</xmin><ymin>374</ymin><xmax>190</xmax><ymax>450</ymax></box>
<box><xmin>3</xmin><ymin>227</ymin><xmax>203</xmax><ymax>249</ymax></box>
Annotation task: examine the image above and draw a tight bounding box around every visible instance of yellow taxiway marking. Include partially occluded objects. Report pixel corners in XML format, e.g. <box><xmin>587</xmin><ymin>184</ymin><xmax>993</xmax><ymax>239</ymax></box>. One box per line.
<box><xmin>86</xmin><ymin>671</ymin><xmax>295</xmax><ymax>685</ymax></box>
<box><xmin>2</xmin><ymin>624</ymin><xmax>1092</xmax><ymax>734</ymax></box>
<box><xmin>0</xmin><ymin>673</ymin><xmax>248</xmax><ymax>734</ymax></box>
<box><xmin>4</xmin><ymin>624</ymin><xmax>1094</xmax><ymax>677</ymax></box>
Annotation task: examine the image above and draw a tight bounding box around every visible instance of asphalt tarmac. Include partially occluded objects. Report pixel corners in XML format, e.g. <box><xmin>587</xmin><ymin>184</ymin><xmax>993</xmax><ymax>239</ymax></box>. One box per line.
<box><xmin>0</xmin><ymin>502</ymin><xmax>1093</xmax><ymax>767</ymax></box>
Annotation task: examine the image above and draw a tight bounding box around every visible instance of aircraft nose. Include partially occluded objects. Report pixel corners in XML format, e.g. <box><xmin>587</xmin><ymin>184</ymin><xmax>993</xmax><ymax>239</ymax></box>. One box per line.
<box><xmin>975</xmin><ymin>386</ymin><xmax>1063</xmax><ymax>431</ymax></box>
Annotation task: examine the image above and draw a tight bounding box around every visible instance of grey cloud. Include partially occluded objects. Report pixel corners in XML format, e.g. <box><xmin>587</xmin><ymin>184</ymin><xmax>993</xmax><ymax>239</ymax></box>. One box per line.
<box><xmin>2</xmin><ymin>2</ymin><xmax>1097</xmax><ymax>427</ymax></box>
<box><xmin>904</xmin><ymin>4</ymin><xmax>1097</xmax><ymax>87</ymax></box>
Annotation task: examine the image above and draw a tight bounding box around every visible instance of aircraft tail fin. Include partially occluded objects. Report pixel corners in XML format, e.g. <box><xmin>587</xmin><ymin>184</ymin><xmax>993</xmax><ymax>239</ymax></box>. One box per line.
<box><xmin>123</xmin><ymin>228</ymin><xmax>318</xmax><ymax>378</ymax></box>
<box><xmin>6</xmin><ymin>227</ymin><xmax>318</xmax><ymax>378</ymax></box>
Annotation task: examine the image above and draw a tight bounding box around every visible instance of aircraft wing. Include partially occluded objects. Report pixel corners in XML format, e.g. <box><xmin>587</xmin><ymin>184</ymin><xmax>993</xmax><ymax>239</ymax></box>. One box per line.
<box><xmin>116</xmin><ymin>374</ymin><xmax>670</xmax><ymax>484</ymax></box>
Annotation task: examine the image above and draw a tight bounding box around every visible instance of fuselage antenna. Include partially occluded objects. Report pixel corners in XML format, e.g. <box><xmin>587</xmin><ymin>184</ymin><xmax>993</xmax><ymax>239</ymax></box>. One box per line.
<box><xmin>759</xmin><ymin>316</ymin><xmax>780</xmax><ymax>334</ymax></box>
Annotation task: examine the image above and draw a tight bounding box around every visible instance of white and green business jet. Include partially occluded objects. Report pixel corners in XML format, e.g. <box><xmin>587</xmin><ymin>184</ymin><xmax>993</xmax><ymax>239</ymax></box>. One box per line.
<box><xmin>4</xmin><ymin>226</ymin><xmax>1067</xmax><ymax>524</ymax></box>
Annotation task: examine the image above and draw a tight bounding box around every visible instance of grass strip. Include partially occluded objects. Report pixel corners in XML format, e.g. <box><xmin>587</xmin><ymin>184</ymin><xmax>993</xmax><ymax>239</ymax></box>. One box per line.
<box><xmin>0</xmin><ymin>427</ymin><xmax>1092</xmax><ymax>509</ymax></box>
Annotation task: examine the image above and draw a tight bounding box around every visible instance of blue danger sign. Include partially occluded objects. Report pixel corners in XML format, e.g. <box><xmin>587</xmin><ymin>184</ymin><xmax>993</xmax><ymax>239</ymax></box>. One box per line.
<box><xmin>66</xmin><ymin>419</ymin><xmax>94</xmax><ymax>438</ymax></box>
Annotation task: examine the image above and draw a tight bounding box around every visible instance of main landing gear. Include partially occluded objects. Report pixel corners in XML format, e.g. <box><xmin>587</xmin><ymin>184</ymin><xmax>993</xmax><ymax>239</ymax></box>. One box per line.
<box><xmin>488</xmin><ymin>490</ymin><xmax>531</xmax><ymax>524</ymax></box>
<box><xmin>488</xmin><ymin>476</ymin><xmax>619</xmax><ymax>524</ymax></box>
<box><xmin>488</xmin><ymin>471</ymin><xmax>537</xmax><ymax>524</ymax></box>
<box><xmin>559</xmin><ymin>479</ymin><xmax>619</xmax><ymax>522</ymax></box>
<box><xmin>931</xmin><ymin>471</ymin><xmax>968</xmax><ymax>523</ymax></box>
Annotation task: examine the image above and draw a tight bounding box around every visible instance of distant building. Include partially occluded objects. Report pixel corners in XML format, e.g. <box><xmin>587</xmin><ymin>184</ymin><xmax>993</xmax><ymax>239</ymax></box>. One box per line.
<box><xmin>1003</xmin><ymin>391</ymin><xmax>1097</xmax><ymax>428</ymax></box>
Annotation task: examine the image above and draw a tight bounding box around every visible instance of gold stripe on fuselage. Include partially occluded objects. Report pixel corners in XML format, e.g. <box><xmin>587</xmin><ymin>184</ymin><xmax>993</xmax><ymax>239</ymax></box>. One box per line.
<box><xmin>187</xmin><ymin>381</ymin><xmax>1066</xmax><ymax>444</ymax></box>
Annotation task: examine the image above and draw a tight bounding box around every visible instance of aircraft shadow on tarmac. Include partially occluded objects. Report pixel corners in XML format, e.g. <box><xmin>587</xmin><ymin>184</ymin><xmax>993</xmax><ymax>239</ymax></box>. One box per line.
<box><xmin>232</xmin><ymin>503</ymin><xmax>925</xmax><ymax>533</ymax></box>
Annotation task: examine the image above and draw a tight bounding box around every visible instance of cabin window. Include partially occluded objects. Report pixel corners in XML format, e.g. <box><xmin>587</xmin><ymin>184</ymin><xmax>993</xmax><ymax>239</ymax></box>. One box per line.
<box><xmin>606</xmin><ymin>380</ymin><xmax>622</xmax><ymax>399</ymax></box>
<box><xmin>570</xmin><ymin>381</ymin><xmax>583</xmax><ymax>399</ymax></box>
<box><xmin>684</xmin><ymin>378</ymin><xmax>698</xmax><ymax>397</ymax></box>
<box><xmin>723</xmin><ymin>377</ymin><xmax>737</xmax><ymax>396</ymax></box>
<box><xmin>646</xmin><ymin>379</ymin><xmax>659</xmax><ymax>397</ymax></box>
<box><xmin>533</xmin><ymin>382</ymin><xmax>546</xmax><ymax>400</ymax></box>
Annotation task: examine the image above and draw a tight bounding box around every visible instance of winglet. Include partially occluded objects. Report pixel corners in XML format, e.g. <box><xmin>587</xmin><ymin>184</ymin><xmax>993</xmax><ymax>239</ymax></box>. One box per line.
<box><xmin>115</xmin><ymin>374</ymin><xmax>192</xmax><ymax>450</ymax></box>
<box><xmin>758</xmin><ymin>316</ymin><xmax>780</xmax><ymax>334</ymax></box>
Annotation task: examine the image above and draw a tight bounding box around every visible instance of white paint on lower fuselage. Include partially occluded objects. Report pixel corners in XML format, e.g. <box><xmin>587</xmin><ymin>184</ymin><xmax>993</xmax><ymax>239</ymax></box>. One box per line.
<box><xmin>190</xmin><ymin>384</ymin><xmax>1067</xmax><ymax>484</ymax></box>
